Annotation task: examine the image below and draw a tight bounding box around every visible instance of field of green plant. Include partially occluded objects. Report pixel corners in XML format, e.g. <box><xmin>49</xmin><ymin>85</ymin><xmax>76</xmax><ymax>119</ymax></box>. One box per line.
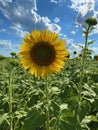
<box><xmin>0</xmin><ymin>58</ymin><xmax>98</xmax><ymax>130</ymax></box>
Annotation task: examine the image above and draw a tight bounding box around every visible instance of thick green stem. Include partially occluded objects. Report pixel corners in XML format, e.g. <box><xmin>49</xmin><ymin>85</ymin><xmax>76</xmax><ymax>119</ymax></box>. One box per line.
<box><xmin>77</xmin><ymin>25</ymin><xmax>91</xmax><ymax>123</ymax></box>
<box><xmin>45</xmin><ymin>82</ymin><xmax>50</xmax><ymax>130</ymax></box>
<box><xmin>79</xmin><ymin>25</ymin><xmax>91</xmax><ymax>99</ymax></box>
<box><xmin>9</xmin><ymin>69</ymin><xmax>14</xmax><ymax>130</ymax></box>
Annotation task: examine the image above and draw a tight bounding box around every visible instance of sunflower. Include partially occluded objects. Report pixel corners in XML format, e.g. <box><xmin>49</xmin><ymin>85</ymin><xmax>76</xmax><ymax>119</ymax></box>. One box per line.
<box><xmin>19</xmin><ymin>29</ymin><xmax>69</xmax><ymax>78</ymax></box>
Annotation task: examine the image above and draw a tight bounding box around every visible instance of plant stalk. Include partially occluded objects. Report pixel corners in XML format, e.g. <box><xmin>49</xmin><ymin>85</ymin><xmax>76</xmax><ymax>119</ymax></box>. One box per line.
<box><xmin>77</xmin><ymin>25</ymin><xmax>91</xmax><ymax>124</ymax></box>
<box><xmin>79</xmin><ymin>25</ymin><xmax>91</xmax><ymax>100</ymax></box>
<box><xmin>45</xmin><ymin>82</ymin><xmax>50</xmax><ymax>130</ymax></box>
<box><xmin>9</xmin><ymin>69</ymin><xmax>14</xmax><ymax>130</ymax></box>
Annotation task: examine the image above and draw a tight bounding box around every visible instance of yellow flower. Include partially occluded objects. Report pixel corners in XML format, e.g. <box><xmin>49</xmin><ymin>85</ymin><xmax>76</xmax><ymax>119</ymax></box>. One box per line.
<box><xmin>19</xmin><ymin>29</ymin><xmax>69</xmax><ymax>78</ymax></box>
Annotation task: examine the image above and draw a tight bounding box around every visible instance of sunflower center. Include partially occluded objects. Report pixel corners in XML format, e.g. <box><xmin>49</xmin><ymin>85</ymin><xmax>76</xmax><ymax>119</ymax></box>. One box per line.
<box><xmin>31</xmin><ymin>43</ymin><xmax>56</xmax><ymax>66</ymax></box>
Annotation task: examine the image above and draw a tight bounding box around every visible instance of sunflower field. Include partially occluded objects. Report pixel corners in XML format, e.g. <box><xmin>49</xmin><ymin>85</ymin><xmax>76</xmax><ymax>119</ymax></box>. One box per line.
<box><xmin>0</xmin><ymin>57</ymin><xmax>98</xmax><ymax>130</ymax></box>
<box><xmin>0</xmin><ymin>17</ymin><xmax>98</xmax><ymax>130</ymax></box>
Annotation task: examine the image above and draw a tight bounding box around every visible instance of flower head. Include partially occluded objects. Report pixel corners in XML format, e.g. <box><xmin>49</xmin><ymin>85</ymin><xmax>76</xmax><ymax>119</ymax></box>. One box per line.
<box><xmin>86</xmin><ymin>17</ymin><xmax>97</xmax><ymax>26</ymax></box>
<box><xmin>19</xmin><ymin>29</ymin><xmax>69</xmax><ymax>78</ymax></box>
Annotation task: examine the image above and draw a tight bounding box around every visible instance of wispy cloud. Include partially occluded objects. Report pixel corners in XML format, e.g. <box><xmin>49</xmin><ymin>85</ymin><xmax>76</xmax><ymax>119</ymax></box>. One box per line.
<box><xmin>10</xmin><ymin>23</ymin><xmax>26</xmax><ymax>37</ymax></box>
<box><xmin>0</xmin><ymin>0</ymin><xmax>61</xmax><ymax>37</ymax></box>
<box><xmin>91</xmin><ymin>46</ymin><xmax>98</xmax><ymax>55</ymax></box>
<box><xmin>71</xmin><ymin>30</ymin><xmax>76</xmax><ymax>34</ymax></box>
<box><xmin>0</xmin><ymin>28</ymin><xmax>6</xmax><ymax>32</ymax></box>
<box><xmin>0</xmin><ymin>40</ymin><xmax>19</xmax><ymax>56</ymax></box>
<box><xmin>54</xmin><ymin>17</ymin><xmax>60</xmax><ymax>23</ymax></box>
<box><xmin>50</xmin><ymin>0</ymin><xmax>66</xmax><ymax>4</ymax></box>
<box><xmin>0</xmin><ymin>0</ymin><xmax>98</xmax><ymax>57</ymax></box>
<box><xmin>70</xmin><ymin>0</ymin><xmax>94</xmax><ymax>13</ymax></box>
<box><xmin>50</xmin><ymin>0</ymin><xmax>67</xmax><ymax>4</ymax></box>
<box><xmin>66</xmin><ymin>39</ymin><xmax>82</xmax><ymax>56</ymax></box>
<box><xmin>60</xmin><ymin>32</ymin><xmax>98</xmax><ymax>57</ymax></box>
<box><xmin>0</xmin><ymin>0</ymin><xmax>12</xmax><ymax>6</ymax></box>
<box><xmin>0</xmin><ymin>40</ymin><xmax>11</xmax><ymax>48</ymax></box>
<box><xmin>59</xmin><ymin>33</ymin><xmax>82</xmax><ymax>57</ymax></box>
<box><xmin>50</xmin><ymin>0</ymin><xmax>58</xmax><ymax>4</ymax></box>
<box><xmin>70</xmin><ymin>0</ymin><xmax>98</xmax><ymax>34</ymax></box>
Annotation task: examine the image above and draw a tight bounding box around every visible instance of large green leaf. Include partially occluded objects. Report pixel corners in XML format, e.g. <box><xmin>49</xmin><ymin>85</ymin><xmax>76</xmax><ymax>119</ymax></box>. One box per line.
<box><xmin>23</xmin><ymin>109</ymin><xmax>46</xmax><ymax>130</ymax></box>
<box><xmin>59</xmin><ymin>118</ymin><xmax>81</xmax><ymax>130</ymax></box>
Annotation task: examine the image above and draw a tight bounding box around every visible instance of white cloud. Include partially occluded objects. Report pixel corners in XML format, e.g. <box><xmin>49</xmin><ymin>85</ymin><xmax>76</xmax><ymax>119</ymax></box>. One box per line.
<box><xmin>59</xmin><ymin>33</ymin><xmax>82</xmax><ymax>57</ymax></box>
<box><xmin>59</xmin><ymin>33</ymin><xmax>98</xmax><ymax>58</ymax></box>
<box><xmin>54</xmin><ymin>17</ymin><xmax>60</xmax><ymax>23</ymax></box>
<box><xmin>70</xmin><ymin>0</ymin><xmax>98</xmax><ymax>34</ymax></box>
<box><xmin>90</xmin><ymin>46</ymin><xmax>98</xmax><ymax>56</ymax></box>
<box><xmin>50</xmin><ymin>0</ymin><xmax>66</xmax><ymax>4</ymax></box>
<box><xmin>70</xmin><ymin>0</ymin><xmax>94</xmax><ymax>13</ymax></box>
<box><xmin>0</xmin><ymin>28</ymin><xmax>6</xmax><ymax>32</ymax></box>
<box><xmin>0</xmin><ymin>40</ymin><xmax>11</xmax><ymax>48</ymax></box>
<box><xmin>0</xmin><ymin>0</ymin><xmax>61</xmax><ymax>37</ymax></box>
<box><xmin>71</xmin><ymin>30</ymin><xmax>76</xmax><ymax>34</ymax></box>
<box><xmin>59</xmin><ymin>33</ymin><xmax>67</xmax><ymax>39</ymax></box>
<box><xmin>0</xmin><ymin>0</ymin><xmax>12</xmax><ymax>6</ymax></box>
<box><xmin>10</xmin><ymin>24</ymin><xmax>26</xmax><ymax>37</ymax></box>
<box><xmin>66</xmin><ymin>39</ymin><xmax>81</xmax><ymax>54</ymax></box>
<box><xmin>50</xmin><ymin>0</ymin><xmax>58</xmax><ymax>4</ymax></box>
<box><xmin>0</xmin><ymin>40</ymin><xmax>19</xmax><ymax>56</ymax></box>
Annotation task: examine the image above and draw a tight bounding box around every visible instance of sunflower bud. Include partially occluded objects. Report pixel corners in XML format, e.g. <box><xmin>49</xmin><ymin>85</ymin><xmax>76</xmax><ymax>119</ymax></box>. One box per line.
<box><xmin>85</xmin><ymin>17</ymin><xmax>97</xmax><ymax>26</ymax></box>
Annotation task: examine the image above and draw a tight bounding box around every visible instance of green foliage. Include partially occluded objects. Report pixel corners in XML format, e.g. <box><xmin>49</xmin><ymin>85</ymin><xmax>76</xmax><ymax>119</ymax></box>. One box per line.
<box><xmin>0</xmin><ymin>58</ymin><xmax>98</xmax><ymax>130</ymax></box>
<box><xmin>94</xmin><ymin>55</ymin><xmax>98</xmax><ymax>60</ymax></box>
<box><xmin>10</xmin><ymin>52</ymin><xmax>18</xmax><ymax>58</ymax></box>
<box><xmin>23</xmin><ymin>108</ymin><xmax>46</xmax><ymax>130</ymax></box>
<box><xmin>0</xmin><ymin>113</ymin><xmax>8</xmax><ymax>125</ymax></box>
<box><xmin>0</xmin><ymin>55</ymin><xmax>6</xmax><ymax>60</ymax></box>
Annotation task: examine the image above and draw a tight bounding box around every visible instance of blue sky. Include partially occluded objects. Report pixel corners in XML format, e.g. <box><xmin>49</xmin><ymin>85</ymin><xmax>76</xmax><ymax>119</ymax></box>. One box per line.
<box><xmin>0</xmin><ymin>0</ymin><xmax>98</xmax><ymax>57</ymax></box>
